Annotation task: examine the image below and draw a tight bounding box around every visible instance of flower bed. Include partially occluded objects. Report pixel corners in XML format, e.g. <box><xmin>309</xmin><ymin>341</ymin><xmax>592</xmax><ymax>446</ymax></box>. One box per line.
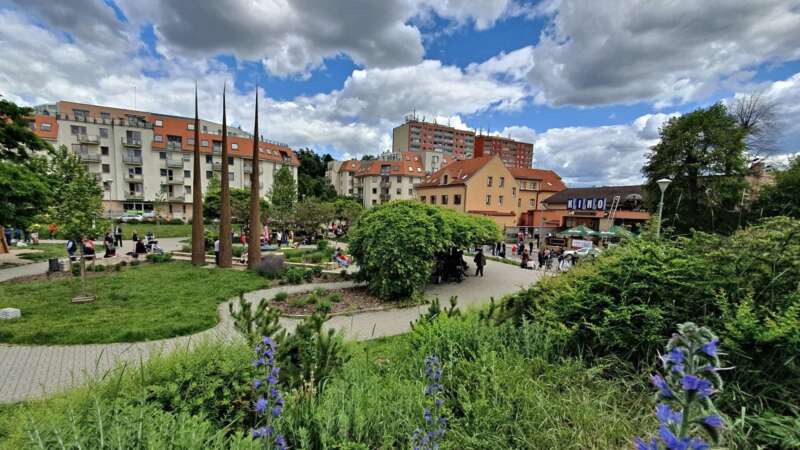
<box><xmin>269</xmin><ymin>287</ymin><xmax>387</xmax><ymax>316</ymax></box>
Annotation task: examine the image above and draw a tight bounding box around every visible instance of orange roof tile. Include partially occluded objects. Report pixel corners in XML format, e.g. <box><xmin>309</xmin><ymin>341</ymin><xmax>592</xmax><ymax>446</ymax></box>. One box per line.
<box><xmin>416</xmin><ymin>155</ymin><xmax>494</xmax><ymax>188</ymax></box>
<box><xmin>354</xmin><ymin>159</ymin><xmax>425</xmax><ymax>178</ymax></box>
<box><xmin>508</xmin><ymin>167</ymin><xmax>567</xmax><ymax>191</ymax></box>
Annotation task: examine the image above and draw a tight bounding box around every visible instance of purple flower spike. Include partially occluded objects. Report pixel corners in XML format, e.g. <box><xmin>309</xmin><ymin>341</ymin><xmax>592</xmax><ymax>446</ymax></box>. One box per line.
<box><xmin>703</xmin><ymin>415</ymin><xmax>723</xmax><ymax>428</ymax></box>
<box><xmin>651</xmin><ymin>374</ymin><xmax>673</xmax><ymax>398</ymax></box>
<box><xmin>634</xmin><ymin>437</ymin><xmax>659</xmax><ymax>450</ymax></box>
<box><xmin>255</xmin><ymin>397</ymin><xmax>268</xmax><ymax>414</ymax></box>
<box><xmin>701</xmin><ymin>339</ymin><xmax>718</xmax><ymax>357</ymax></box>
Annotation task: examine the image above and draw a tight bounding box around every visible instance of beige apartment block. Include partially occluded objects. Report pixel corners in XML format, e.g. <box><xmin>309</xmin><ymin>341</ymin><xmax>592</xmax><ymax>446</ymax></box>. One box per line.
<box><xmin>31</xmin><ymin>101</ymin><xmax>298</xmax><ymax>220</ymax></box>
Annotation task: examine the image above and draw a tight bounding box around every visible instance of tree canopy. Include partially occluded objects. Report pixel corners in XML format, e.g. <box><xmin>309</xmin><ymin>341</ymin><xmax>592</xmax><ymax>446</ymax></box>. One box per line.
<box><xmin>642</xmin><ymin>103</ymin><xmax>748</xmax><ymax>234</ymax></box>
<box><xmin>204</xmin><ymin>175</ymin><xmax>268</xmax><ymax>224</ymax></box>
<box><xmin>293</xmin><ymin>197</ymin><xmax>335</xmax><ymax>235</ymax></box>
<box><xmin>348</xmin><ymin>200</ymin><xmax>502</xmax><ymax>300</ymax></box>
<box><xmin>0</xmin><ymin>98</ymin><xmax>52</xmax><ymax>161</ymax></box>
<box><xmin>0</xmin><ymin>160</ymin><xmax>50</xmax><ymax>230</ymax></box>
<box><xmin>296</xmin><ymin>148</ymin><xmax>336</xmax><ymax>200</ymax></box>
<box><xmin>269</xmin><ymin>165</ymin><xmax>297</xmax><ymax>231</ymax></box>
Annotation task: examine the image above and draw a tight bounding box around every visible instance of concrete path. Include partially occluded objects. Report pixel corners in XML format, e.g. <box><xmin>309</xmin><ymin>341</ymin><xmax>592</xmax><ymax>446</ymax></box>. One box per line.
<box><xmin>0</xmin><ymin>259</ymin><xmax>540</xmax><ymax>403</ymax></box>
<box><xmin>0</xmin><ymin>238</ymin><xmax>188</xmax><ymax>283</ymax></box>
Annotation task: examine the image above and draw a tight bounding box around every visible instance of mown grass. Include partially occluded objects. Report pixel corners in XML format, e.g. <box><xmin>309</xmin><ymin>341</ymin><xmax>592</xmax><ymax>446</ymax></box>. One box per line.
<box><xmin>117</xmin><ymin>223</ymin><xmax>192</xmax><ymax>239</ymax></box>
<box><xmin>0</xmin><ymin>262</ymin><xmax>268</xmax><ymax>345</ymax></box>
<box><xmin>13</xmin><ymin>243</ymin><xmax>107</xmax><ymax>262</ymax></box>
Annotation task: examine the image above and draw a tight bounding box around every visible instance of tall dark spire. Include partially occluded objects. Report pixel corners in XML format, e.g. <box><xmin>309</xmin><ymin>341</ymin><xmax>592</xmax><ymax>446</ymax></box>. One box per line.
<box><xmin>218</xmin><ymin>82</ymin><xmax>232</xmax><ymax>267</ymax></box>
<box><xmin>248</xmin><ymin>83</ymin><xmax>262</xmax><ymax>268</ymax></box>
<box><xmin>191</xmin><ymin>80</ymin><xmax>205</xmax><ymax>265</ymax></box>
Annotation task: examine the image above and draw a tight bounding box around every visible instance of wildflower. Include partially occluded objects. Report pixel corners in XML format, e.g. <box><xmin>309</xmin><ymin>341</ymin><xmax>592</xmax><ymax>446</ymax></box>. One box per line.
<box><xmin>703</xmin><ymin>415</ymin><xmax>723</xmax><ymax>428</ymax></box>
<box><xmin>255</xmin><ymin>397</ymin><xmax>268</xmax><ymax>414</ymax></box>
<box><xmin>634</xmin><ymin>322</ymin><xmax>727</xmax><ymax>450</ymax></box>
<box><xmin>253</xmin><ymin>357</ymin><xmax>265</xmax><ymax>367</ymax></box>
<box><xmin>412</xmin><ymin>355</ymin><xmax>447</xmax><ymax>450</ymax></box>
<box><xmin>253</xmin><ymin>379</ymin><xmax>262</xmax><ymax>389</ymax></box>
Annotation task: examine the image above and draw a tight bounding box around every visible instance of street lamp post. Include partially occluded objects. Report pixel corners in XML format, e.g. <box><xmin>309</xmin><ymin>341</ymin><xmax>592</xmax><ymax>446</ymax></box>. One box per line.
<box><xmin>655</xmin><ymin>178</ymin><xmax>672</xmax><ymax>238</ymax></box>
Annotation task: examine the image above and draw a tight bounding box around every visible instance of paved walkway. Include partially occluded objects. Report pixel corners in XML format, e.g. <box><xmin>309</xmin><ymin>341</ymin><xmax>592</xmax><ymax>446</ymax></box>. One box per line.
<box><xmin>0</xmin><ymin>259</ymin><xmax>540</xmax><ymax>403</ymax></box>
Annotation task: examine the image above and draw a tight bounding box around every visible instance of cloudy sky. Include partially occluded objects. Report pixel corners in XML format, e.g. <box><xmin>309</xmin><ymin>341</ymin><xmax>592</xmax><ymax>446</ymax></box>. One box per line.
<box><xmin>1</xmin><ymin>0</ymin><xmax>799</xmax><ymax>186</ymax></box>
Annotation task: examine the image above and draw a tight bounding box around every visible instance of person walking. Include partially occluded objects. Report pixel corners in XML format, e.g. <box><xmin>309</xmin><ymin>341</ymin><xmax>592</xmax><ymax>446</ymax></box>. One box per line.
<box><xmin>500</xmin><ymin>242</ymin><xmax>506</xmax><ymax>258</ymax></box>
<box><xmin>529</xmin><ymin>241</ymin><xmax>534</xmax><ymax>255</ymax></box>
<box><xmin>473</xmin><ymin>248</ymin><xmax>486</xmax><ymax>277</ymax></box>
<box><xmin>214</xmin><ymin>237</ymin><xmax>220</xmax><ymax>266</ymax></box>
<box><xmin>66</xmin><ymin>238</ymin><xmax>77</xmax><ymax>262</ymax></box>
<box><xmin>114</xmin><ymin>225</ymin><xmax>123</xmax><ymax>247</ymax></box>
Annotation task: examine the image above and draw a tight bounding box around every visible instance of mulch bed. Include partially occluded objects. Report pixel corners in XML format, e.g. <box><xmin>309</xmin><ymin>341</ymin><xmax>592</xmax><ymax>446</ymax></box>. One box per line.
<box><xmin>270</xmin><ymin>287</ymin><xmax>388</xmax><ymax>316</ymax></box>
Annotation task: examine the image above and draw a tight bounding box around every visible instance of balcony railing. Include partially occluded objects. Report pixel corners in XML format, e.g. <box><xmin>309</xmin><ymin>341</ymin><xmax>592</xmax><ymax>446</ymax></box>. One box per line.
<box><xmin>212</xmin><ymin>162</ymin><xmax>222</xmax><ymax>171</ymax></box>
<box><xmin>212</xmin><ymin>147</ymin><xmax>223</xmax><ymax>155</ymax></box>
<box><xmin>126</xmin><ymin>173</ymin><xmax>143</xmax><ymax>181</ymax></box>
<box><xmin>168</xmin><ymin>194</ymin><xmax>186</xmax><ymax>202</ymax></box>
<box><xmin>77</xmin><ymin>134</ymin><xmax>100</xmax><ymax>144</ymax></box>
<box><xmin>125</xmin><ymin>192</ymin><xmax>144</xmax><ymax>200</ymax></box>
<box><xmin>244</xmin><ymin>165</ymin><xmax>262</xmax><ymax>174</ymax></box>
<box><xmin>163</xmin><ymin>178</ymin><xmax>183</xmax><ymax>185</ymax></box>
<box><xmin>164</xmin><ymin>159</ymin><xmax>183</xmax><ymax>168</ymax></box>
<box><xmin>56</xmin><ymin>113</ymin><xmax>154</xmax><ymax>129</ymax></box>
<box><xmin>121</xmin><ymin>137</ymin><xmax>142</xmax><ymax>147</ymax></box>
<box><xmin>123</xmin><ymin>155</ymin><xmax>143</xmax><ymax>165</ymax></box>
<box><xmin>166</xmin><ymin>141</ymin><xmax>182</xmax><ymax>151</ymax></box>
<box><xmin>78</xmin><ymin>151</ymin><xmax>101</xmax><ymax>163</ymax></box>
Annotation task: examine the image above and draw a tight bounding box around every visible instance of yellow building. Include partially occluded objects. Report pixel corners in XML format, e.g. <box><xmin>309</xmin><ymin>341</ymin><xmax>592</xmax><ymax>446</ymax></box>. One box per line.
<box><xmin>414</xmin><ymin>155</ymin><xmax>518</xmax><ymax>227</ymax></box>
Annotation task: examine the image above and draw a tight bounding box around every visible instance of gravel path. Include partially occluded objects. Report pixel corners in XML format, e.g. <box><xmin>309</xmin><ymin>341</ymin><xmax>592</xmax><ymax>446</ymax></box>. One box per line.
<box><xmin>0</xmin><ymin>259</ymin><xmax>541</xmax><ymax>403</ymax></box>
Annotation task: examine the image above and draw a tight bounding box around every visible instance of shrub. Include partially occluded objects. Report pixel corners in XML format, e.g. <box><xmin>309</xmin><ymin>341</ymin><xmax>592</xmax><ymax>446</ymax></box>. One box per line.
<box><xmin>119</xmin><ymin>260</ymin><xmax>128</xmax><ymax>267</ymax></box>
<box><xmin>273</xmin><ymin>291</ymin><xmax>288</xmax><ymax>302</ymax></box>
<box><xmin>113</xmin><ymin>263</ymin><xmax>122</xmax><ymax>272</ymax></box>
<box><xmin>309</xmin><ymin>253</ymin><xmax>323</xmax><ymax>264</ymax></box>
<box><xmin>284</xmin><ymin>267</ymin><xmax>306</xmax><ymax>284</ymax></box>
<box><xmin>303</xmin><ymin>268</ymin><xmax>314</xmax><ymax>282</ymax></box>
<box><xmin>328</xmin><ymin>292</ymin><xmax>343</xmax><ymax>303</ymax></box>
<box><xmin>316</xmin><ymin>240</ymin><xmax>329</xmax><ymax>252</ymax></box>
<box><xmin>232</xmin><ymin>245</ymin><xmax>244</xmax><ymax>258</ymax></box>
<box><xmin>256</xmin><ymin>254</ymin><xmax>285</xmax><ymax>278</ymax></box>
<box><xmin>312</xmin><ymin>266</ymin><xmax>323</xmax><ymax>278</ymax></box>
<box><xmin>169</xmin><ymin>218</ymin><xmax>184</xmax><ymax>225</ymax></box>
<box><xmin>127</xmin><ymin>218</ymin><xmax>140</xmax><ymax>225</ymax></box>
<box><xmin>499</xmin><ymin>217</ymin><xmax>800</xmax><ymax>445</ymax></box>
<box><xmin>289</xmin><ymin>295</ymin><xmax>311</xmax><ymax>308</ymax></box>
<box><xmin>348</xmin><ymin>201</ymin><xmax>501</xmax><ymax>300</ymax></box>
<box><xmin>145</xmin><ymin>253</ymin><xmax>173</xmax><ymax>263</ymax></box>
<box><xmin>130</xmin><ymin>259</ymin><xmax>140</xmax><ymax>267</ymax></box>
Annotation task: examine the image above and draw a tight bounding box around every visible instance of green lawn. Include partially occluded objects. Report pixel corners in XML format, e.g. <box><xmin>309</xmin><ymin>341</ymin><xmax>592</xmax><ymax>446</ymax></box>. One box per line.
<box><xmin>0</xmin><ymin>262</ymin><xmax>268</xmax><ymax>345</ymax></box>
<box><xmin>117</xmin><ymin>223</ymin><xmax>192</xmax><ymax>239</ymax></box>
<box><xmin>15</xmin><ymin>243</ymin><xmax>104</xmax><ymax>262</ymax></box>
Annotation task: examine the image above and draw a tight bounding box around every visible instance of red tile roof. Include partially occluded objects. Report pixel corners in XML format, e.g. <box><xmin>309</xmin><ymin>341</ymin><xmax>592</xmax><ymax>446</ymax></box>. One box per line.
<box><xmin>467</xmin><ymin>210</ymin><xmax>516</xmax><ymax>216</ymax></box>
<box><xmin>354</xmin><ymin>159</ymin><xmax>426</xmax><ymax>178</ymax></box>
<box><xmin>416</xmin><ymin>155</ymin><xmax>494</xmax><ymax>188</ymax></box>
<box><xmin>338</xmin><ymin>160</ymin><xmax>362</xmax><ymax>173</ymax></box>
<box><xmin>507</xmin><ymin>167</ymin><xmax>567</xmax><ymax>191</ymax></box>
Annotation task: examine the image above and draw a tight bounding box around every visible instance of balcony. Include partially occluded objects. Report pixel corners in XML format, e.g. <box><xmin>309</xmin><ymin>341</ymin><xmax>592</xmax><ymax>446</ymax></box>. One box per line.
<box><xmin>163</xmin><ymin>178</ymin><xmax>183</xmax><ymax>185</ymax></box>
<box><xmin>125</xmin><ymin>192</ymin><xmax>144</xmax><ymax>201</ymax></box>
<box><xmin>77</xmin><ymin>134</ymin><xmax>100</xmax><ymax>144</ymax></box>
<box><xmin>121</xmin><ymin>137</ymin><xmax>142</xmax><ymax>147</ymax></box>
<box><xmin>212</xmin><ymin>162</ymin><xmax>222</xmax><ymax>171</ymax></box>
<box><xmin>164</xmin><ymin>158</ymin><xmax>183</xmax><ymax>168</ymax></box>
<box><xmin>123</xmin><ymin>155</ymin><xmax>143</xmax><ymax>165</ymax></box>
<box><xmin>212</xmin><ymin>147</ymin><xmax>223</xmax><ymax>156</ymax></box>
<box><xmin>168</xmin><ymin>194</ymin><xmax>186</xmax><ymax>202</ymax></box>
<box><xmin>126</xmin><ymin>173</ymin><xmax>143</xmax><ymax>182</ymax></box>
<box><xmin>78</xmin><ymin>151</ymin><xmax>101</xmax><ymax>163</ymax></box>
<box><xmin>166</xmin><ymin>141</ymin><xmax>183</xmax><ymax>152</ymax></box>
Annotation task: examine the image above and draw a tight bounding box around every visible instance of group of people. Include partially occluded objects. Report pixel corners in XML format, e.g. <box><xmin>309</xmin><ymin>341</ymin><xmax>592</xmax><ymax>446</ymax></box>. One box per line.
<box><xmin>65</xmin><ymin>225</ymin><xmax>161</xmax><ymax>262</ymax></box>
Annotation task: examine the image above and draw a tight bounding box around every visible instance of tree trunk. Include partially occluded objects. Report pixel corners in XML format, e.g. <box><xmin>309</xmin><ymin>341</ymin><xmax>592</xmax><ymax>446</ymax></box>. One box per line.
<box><xmin>0</xmin><ymin>226</ymin><xmax>8</xmax><ymax>254</ymax></box>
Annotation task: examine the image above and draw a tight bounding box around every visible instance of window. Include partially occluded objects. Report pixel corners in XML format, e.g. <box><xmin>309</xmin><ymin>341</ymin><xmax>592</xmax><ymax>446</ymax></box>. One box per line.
<box><xmin>70</xmin><ymin>125</ymin><xmax>86</xmax><ymax>136</ymax></box>
<box><xmin>102</xmin><ymin>164</ymin><xmax>110</xmax><ymax>173</ymax></box>
<box><xmin>154</xmin><ymin>134</ymin><xmax>163</xmax><ymax>142</ymax></box>
<box><xmin>188</xmin><ymin>138</ymin><xmax>195</xmax><ymax>145</ymax></box>
<box><xmin>185</xmin><ymin>186</ymin><xmax>191</xmax><ymax>195</ymax></box>
<box><xmin>529</xmin><ymin>199</ymin><xmax>535</xmax><ymax>207</ymax></box>
<box><xmin>232</xmin><ymin>143</ymin><xmax>238</xmax><ymax>149</ymax></box>
<box><xmin>202</xmin><ymin>125</ymin><xmax>208</xmax><ymax>133</ymax></box>
<box><xmin>421</xmin><ymin>196</ymin><xmax>426</xmax><ymax>202</ymax></box>
<box><xmin>160</xmin><ymin>169</ymin><xmax>167</xmax><ymax>176</ymax></box>
<box><xmin>101</xmin><ymin>146</ymin><xmax>109</xmax><ymax>155</ymax></box>
<box><xmin>101</xmin><ymin>112</ymin><xmax>111</xmax><ymax>120</ymax></box>
<box><xmin>499</xmin><ymin>195</ymin><xmax>504</xmax><ymax>206</ymax></box>
<box><xmin>372</xmin><ymin>188</ymin><xmax>377</xmax><ymax>194</ymax></box>
<box><xmin>41</xmin><ymin>123</ymin><xmax>52</xmax><ymax>131</ymax></box>
<box><xmin>159</xmin><ymin>152</ymin><xmax>166</xmax><ymax>160</ymax></box>
<box><xmin>443</xmin><ymin>174</ymin><xmax>448</xmax><ymax>184</ymax></box>
<box><xmin>154</xmin><ymin>119</ymin><xmax>163</xmax><ymax>127</ymax></box>
<box><xmin>184</xmin><ymin>170</ymin><xmax>190</xmax><ymax>178</ymax></box>
<box><xmin>499</xmin><ymin>177</ymin><xmax>505</xmax><ymax>187</ymax></box>
<box><xmin>396</xmin><ymin>176</ymin><xmax>402</xmax><ymax>183</ymax></box>
<box><xmin>485</xmin><ymin>194</ymin><xmax>491</xmax><ymax>206</ymax></box>
<box><xmin>201</xmin><ymin>140</ymin><xmax>209</xmax><ymax>147</ymax></box>
<box><xmin>409</xmin><ymin>188</ymin><xmax>413</xmax><ymax>195</ymax></box>
<box><xmin>512</xmin><ymin>187</ymin><xmax>516</xmax><ymax>196</ymax></box>
<box><xmin>441</xmin><ymin>195</ymin><xmax>448</xmax><ymax>205</ymax></box>
<box><xmin>99</xmin><ymin>128</ymin><xmax>108</xmax><ymax>138</ymax></box>
<box><xmin>431</xmin><ymin>196</ymin><xmax>436</xmax><ymax>204</ymax></box>
<box><xmin>396</xmin><ymin>188</ymin><xmax>401</xmax><ymax>195</ymax></box>
<box><xmin>227</xmin><ymin>156</ymin><xmax>234</xmax><ymax>165</ymax></box>
<box><xmin>103</xmin><ymin>181</ymin><xmax>111</xmax><ymax>191</ymax></box>
<box><xmin>454</xmin><ymin>194</ymin><xmax>461</xmax><ymax>205</ymax></box>
<box><xmin>229</xmin><ymin>172</ymin><xmax>235</xmax><ymax>180</ymax></box>
<box><xmin>487</xmin><ymin>176</ymin><xmax>493</xmax><ymax>187</ymax></box>
<box><xmin>205</xmin><ymin>155</ymin><xmax>212</xmax><ymax>163</ymax></box>
<box><xmin>372</xmin><ymin>199</ymin><xmax>377</xmax><ymax>205</ymax></box>
<box><xmin>187</xmin><ymin>123</ymin><xmax>194</xmax><ymax>130</ymax></box>
<box><xmin>517</xmin><ymin>198</ymin><xmax>521</xmax><ymax>208</ymax></box>
<box><xmin>206</xmin><ymin>171</ymin><xmax>212</xmax><ymax>178</ymax></box>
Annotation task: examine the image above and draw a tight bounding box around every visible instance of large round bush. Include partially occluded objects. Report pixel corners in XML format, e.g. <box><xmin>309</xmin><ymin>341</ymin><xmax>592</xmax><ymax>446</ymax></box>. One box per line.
<box><xmin>348</xmin><ymin>201</ymin><xmax>501</xmax><ymax>300</ymax></box>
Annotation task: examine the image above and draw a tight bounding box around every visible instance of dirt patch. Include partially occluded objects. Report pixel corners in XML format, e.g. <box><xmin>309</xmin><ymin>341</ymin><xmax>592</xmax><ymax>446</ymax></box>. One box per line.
<box><xmin>268</xmin><ymin>287</ymin><xmax>388</xmax><ymax>316</ymax></box>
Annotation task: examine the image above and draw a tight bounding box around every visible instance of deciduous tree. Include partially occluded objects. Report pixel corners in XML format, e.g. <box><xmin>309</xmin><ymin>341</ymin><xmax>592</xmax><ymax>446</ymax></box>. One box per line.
<box><xmin>269</xmin><ymin>165</ymin><xmax>297</xmax><ymax>234</ymax></box>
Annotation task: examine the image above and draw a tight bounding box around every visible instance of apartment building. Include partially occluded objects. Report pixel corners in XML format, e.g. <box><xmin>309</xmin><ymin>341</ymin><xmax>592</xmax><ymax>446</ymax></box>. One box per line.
<box><xmin>474</xmin><ymin>134</ymin><xmax>533</xmax><ymax>169</ymax></box>
<box><xmin>415</xmin><ymin>154</ymin><xmax>567</xmax><ymax>228</ymax></box>
<box><xmin>31</xmin><ymin>101</ymin><xmax>298</xmax><ymax>220</ymax></box>
<box><xmin>539</xmin><ymin>186</ymin><xmax>652</xmax><ymax>234</ymax></box>
<box><xmin>392</xmin><ymin>116</ymin><xmax>475</xmax><ymax>158</ymax></box>
<box><xmin>326</xmin><ymin>155</ymin><xmax>425</xmax><ymax>208</ymax></box>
